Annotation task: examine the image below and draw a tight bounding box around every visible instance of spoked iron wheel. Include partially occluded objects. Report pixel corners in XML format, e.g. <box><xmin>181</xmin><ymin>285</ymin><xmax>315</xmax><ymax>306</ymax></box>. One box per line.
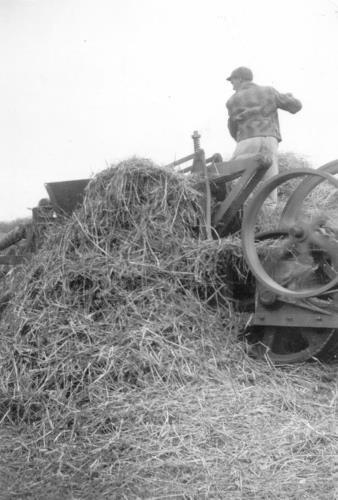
<box><xmin>253</xmin><ymin>326</ymin><xmax>338</xmax><ymax>364</ymax></box>
<box><xmin>242</xmin><ymin>166</ymin><xmax>338</xmax><ymax>363</ymax></box>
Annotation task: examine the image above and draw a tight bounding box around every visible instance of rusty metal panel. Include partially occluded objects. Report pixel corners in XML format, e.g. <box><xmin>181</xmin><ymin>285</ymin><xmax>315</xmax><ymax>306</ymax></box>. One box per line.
<box><xmin>253</xmin><ymin>298</ymin><xmax>338</xmax><ymax>329</ymax></box>
<box><xmin>45</xmin><ymin>179</ymin><xmax>90</xmax><ymax>215</ymax></box>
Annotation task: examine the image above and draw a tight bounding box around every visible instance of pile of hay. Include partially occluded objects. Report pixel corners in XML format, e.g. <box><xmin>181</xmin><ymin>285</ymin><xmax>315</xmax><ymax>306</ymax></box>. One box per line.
<box><xmin>0</xmin><ymin>158</ymin><xmax>337</xmax><ymax>499</ymax></box>
<box><xmin>0</xmin><ymin>158</ymin><xmax>245</xmax><ymax>426</ymax></box>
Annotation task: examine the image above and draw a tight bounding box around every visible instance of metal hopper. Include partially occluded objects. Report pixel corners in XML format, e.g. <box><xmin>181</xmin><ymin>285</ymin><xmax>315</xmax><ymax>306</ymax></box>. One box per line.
<box><xmin>44</xmin><ymin>179</ymin><xmax>90</xmax><ymax>215</ymax></box>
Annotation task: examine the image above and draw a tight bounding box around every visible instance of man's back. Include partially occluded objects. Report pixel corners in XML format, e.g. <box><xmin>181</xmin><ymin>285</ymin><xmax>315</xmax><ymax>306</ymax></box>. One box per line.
<box><xmin>226</xmin><ymin>82</ymin><xmax>302</xmax><ymax>142</ymax></box>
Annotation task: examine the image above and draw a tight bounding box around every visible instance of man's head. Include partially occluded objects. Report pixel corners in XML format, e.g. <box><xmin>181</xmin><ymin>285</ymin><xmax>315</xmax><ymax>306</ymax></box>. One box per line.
<box><xmin>226</xmin><ymin>67</ymin><xmax>253</xmax><ymax>91</ymax></box>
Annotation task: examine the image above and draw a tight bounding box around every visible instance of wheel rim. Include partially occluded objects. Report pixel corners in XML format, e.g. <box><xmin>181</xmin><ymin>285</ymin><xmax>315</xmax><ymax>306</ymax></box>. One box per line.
<box><xmin>241</xmin><ymin>168</ymin><xmax>338</xmax><ymax>299</ymax></box>
<box><xmin>280</xmin><ymin>160</ymin><xmax>338</xmax><ymax>226</ymax></box>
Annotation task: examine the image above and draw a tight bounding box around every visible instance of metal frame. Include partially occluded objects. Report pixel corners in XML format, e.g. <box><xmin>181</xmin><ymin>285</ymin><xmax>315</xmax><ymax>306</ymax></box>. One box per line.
<box><xmin>166</xmin><ymin>132</ymin><xmax>271</xmax><ymax>237</ymax></box>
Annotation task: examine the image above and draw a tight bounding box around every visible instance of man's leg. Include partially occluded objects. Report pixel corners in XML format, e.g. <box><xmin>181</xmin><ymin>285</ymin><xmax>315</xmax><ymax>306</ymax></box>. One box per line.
<box><xmin>259</xmin><ymin>137</ymin><xmax>279</xmax><ymax>207</ymax></box>
<box><xmin>231</xmin><ymin>137</ymin><xmax>262</xmax><ymax>159</ymax></box>
<box><xmin>231</xmin><ymin>136</ymin><xmax>279</xmax><ymax>211</ymax></box>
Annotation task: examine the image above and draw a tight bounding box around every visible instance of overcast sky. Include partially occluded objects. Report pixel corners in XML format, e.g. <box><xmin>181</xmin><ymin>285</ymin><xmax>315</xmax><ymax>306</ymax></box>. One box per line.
<box><xmin>1</xmin><ymin>0</ymin><xmax>338</xmax><ymax>220</ymax></box>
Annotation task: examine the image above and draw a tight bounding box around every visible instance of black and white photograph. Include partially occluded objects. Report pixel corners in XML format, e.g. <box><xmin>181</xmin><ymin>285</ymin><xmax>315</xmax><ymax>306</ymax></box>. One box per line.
<box><xmin>0</xmin><ymin>1</ymin><xmax>337</xmax><ymax>498</ymax></box>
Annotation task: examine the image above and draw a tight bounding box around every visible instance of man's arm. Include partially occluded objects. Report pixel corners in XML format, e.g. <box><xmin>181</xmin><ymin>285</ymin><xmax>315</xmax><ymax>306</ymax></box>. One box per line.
<box><xmin>274</xmin><ymin>89</ymin><xmax>302</xmax><ymax>114</ymax></box>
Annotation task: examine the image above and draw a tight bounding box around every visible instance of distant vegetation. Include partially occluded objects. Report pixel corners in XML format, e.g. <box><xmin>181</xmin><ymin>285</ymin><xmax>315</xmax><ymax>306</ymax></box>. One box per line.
<box><xmin>0</xmin><ymin>217</ymin><xmax>31</xmax><ymax>234</ymax></box>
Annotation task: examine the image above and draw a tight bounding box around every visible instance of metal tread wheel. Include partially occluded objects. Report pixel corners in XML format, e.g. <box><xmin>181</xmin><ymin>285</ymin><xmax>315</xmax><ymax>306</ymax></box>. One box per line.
<box><xmin>241</xmin><ymin>166</ymin><xmax>338</xmax><ymax>363</ymax></box>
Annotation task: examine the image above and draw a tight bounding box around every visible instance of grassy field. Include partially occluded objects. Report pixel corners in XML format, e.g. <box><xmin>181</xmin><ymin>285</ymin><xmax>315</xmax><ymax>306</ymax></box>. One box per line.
<box><xmin>0</xmin><ymin>159</ymin><xmax>337</xmax><ymax>499</ymax></box>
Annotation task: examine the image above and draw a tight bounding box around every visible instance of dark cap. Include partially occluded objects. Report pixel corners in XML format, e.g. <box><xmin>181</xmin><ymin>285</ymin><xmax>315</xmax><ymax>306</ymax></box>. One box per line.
<box><xmin>226</xmin><ymin>66</ymin><xmax>253</xmax><ymax>82</ymax></box>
